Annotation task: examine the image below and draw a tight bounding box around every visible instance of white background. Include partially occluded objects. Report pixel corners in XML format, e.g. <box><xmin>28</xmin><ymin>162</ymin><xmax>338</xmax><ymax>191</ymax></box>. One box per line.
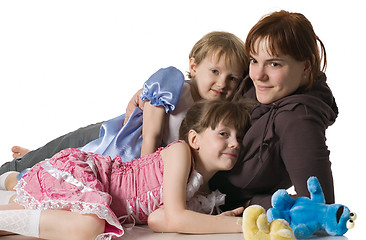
<box><xmin>0</xmin><ymin>1</ymin><xmax>364</xmax><ymax>238</ymax></box>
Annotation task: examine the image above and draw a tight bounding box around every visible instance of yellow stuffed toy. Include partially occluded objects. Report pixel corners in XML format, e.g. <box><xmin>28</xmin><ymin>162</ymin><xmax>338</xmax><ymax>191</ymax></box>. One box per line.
<box><xmin>242</xmin><ymin>205</ymin><xmax>295</xmax><ymax>240</ymax></box>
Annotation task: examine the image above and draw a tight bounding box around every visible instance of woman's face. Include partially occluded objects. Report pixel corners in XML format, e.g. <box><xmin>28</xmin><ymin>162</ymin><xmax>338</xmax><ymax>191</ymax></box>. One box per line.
<box><xmin>249</xmin><ymin>39</ymin><xmax>310</xmax><ymax>104</ymax></box>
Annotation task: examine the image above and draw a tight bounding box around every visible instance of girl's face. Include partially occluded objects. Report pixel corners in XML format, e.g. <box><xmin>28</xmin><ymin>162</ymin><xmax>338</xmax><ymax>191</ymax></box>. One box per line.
<box><xmin>249</xmin><ymin>39</ymin><xmax>311</xmax><ymax>104</ymax></box>
<box><xmin>189</xmin><ymin>53</ymin><xmax>243</xmax><ymax>101</ymax></box>
<box><xmin>192</xmin><ymin>122</ymin><xmax>240</xmax><ymax>174</ymax></box>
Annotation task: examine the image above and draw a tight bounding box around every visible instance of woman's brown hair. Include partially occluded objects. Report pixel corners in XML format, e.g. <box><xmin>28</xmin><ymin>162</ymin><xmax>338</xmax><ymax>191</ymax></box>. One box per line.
<box><xmin>245</xmin><ymin>10</ymin><xmax>327</xmax><ymax>89</ymax></box>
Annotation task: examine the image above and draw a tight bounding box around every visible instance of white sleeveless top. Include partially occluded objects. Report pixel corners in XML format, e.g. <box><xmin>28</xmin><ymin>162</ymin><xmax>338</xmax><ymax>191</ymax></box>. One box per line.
<box><xmin>162</xmin><ymin>81</ymin><xmax>194</xmax><ymax>145</ymax></box>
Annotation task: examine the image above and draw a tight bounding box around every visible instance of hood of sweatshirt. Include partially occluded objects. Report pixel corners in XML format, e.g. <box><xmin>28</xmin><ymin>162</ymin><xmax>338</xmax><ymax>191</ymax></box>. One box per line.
<box><xmin>244</xmin><ymin>72</ymin><xmax>338</xmax><ymax>128</ymax></box>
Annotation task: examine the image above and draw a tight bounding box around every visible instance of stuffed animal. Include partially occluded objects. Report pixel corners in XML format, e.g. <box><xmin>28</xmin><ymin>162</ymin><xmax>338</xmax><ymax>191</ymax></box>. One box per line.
<box><xmin>242</xmin><ymin>205</ymin><xmax>295</xmax><ymax>240</ymax></box>
<box><xmin>267</xmin><ymin>176</ymin><xmax>356</xmax><ymax>239</ymax></box>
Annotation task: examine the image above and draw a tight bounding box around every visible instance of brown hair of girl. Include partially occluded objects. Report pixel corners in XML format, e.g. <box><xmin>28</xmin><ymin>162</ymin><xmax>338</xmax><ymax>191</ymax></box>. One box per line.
<box><xmin>179</xmin><ymin>99</ymin><xmax>253</xmax><ymax>144</ymax></box>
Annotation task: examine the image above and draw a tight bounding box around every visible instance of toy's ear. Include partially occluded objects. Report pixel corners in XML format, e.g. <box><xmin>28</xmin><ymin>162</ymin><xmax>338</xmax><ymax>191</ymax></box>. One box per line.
<box><xmin>307</xmin><ymin>176</ymin><xmax>325</xmax><ymax>203</ymax></box>
<box><xmin>271</xmin><ymin>189</ymin><xmax>295</xmax><ymax>211</ymax></box>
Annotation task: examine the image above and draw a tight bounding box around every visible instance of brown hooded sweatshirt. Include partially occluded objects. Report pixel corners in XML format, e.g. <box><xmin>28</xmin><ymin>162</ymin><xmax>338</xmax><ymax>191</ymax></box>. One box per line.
<box><xmin>210</xmin><ymin>72</ymin><xmax>338</xmax><ymax>210</ymax></box>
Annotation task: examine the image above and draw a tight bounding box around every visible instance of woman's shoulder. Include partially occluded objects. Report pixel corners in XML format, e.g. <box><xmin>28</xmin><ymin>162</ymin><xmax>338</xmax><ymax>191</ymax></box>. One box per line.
<box><xmin>275</xmin><ymin>93</ymin><xmax>337</xmax><ymax>126</ymax></box>
<box><xmin>272</xmin><ymin>100</ymin><xmax>330</xmax><ymax>138</ymax></box>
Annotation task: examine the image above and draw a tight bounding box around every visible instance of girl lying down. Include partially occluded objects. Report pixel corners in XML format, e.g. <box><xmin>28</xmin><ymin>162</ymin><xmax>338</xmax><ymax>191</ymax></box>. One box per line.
<box><xmin>0</xmin><ymin>99</ymin><xmax>252</xmax><ymax>240</ymax></box>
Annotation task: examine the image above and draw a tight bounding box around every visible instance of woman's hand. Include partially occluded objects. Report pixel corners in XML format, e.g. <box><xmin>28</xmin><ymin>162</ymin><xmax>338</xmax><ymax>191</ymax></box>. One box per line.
<box><xmin>124</xmin><ymin>89</ymin><xmax>144</xmax><ymax>124</ymax></box>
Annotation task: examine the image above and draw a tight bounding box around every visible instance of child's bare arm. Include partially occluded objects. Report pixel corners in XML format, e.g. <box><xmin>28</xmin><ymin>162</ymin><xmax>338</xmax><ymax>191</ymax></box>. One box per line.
<box><xmin>149</xmin><ymin>142</ymin><xmax>242</xmax><ymax>234</ymax></box>
<box><xmin>148</xmin><ymin>207</ymin><xmax>243</xmax><ymax>234</ymax></box>
<box><xmin>141</xmin><ymin>100</ymin><xmax>166</xmax><ymax>157</ymax></box>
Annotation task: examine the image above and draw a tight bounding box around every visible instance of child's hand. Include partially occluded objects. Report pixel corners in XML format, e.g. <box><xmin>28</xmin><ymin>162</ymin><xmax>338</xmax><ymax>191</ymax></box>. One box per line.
<box><xmin>218</xmin><ymin>207</ymin><xmax>245</xmax><ymax>233</ymax></box>
<box><xmin>124</xmin><ymin>89</ymin><xmax>144</xmax><ymax>124</ymax></box>
<box><xmin>219</xmin><ymin>207</ymin><xmax>244</xmax><ymax>216</ymax></box>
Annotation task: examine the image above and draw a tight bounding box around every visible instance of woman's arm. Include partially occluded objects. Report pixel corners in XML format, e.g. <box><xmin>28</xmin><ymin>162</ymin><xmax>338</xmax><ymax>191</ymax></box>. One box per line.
<box><xmin>141</xmin><ymin>100</ymin><xmax>166</xmax><ymax>157</ymax></box>
<box><xmin>149</xmin><ymin>142</ymin><xmax>242</xmax><ymax>234</ymax></box>
<box><xmin>278</xmin><ymin>107</ymin><xmax>334</xmax><ymax>203</ymax></box>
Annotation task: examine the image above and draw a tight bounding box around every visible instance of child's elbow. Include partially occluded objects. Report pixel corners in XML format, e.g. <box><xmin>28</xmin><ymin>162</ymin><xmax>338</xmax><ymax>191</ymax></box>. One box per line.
<box><xmin>148</xmin><ymin>208</ymin><xmax>169</xmax><ymax>232</ymax></box>
<box><xmin>147</xmin><ymin>213</ymin><xmax>161</xmax><ymax>232</ymax></box>
<box><xmin>148</xmin><ymin>208</ymin><xmax>181</xmax><ymax>233</ymax></box>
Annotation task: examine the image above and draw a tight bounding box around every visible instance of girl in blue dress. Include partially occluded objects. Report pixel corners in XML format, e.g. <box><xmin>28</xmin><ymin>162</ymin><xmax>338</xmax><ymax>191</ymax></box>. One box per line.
<box><xmin>80</xmin><ymin>31</ymin><xmax>249</xmax><ymax>161</ymax></box>
<box><xmin>0</xmin><ymin>31</ymin><xmax>248</xmax><ymax>195</ymax></box>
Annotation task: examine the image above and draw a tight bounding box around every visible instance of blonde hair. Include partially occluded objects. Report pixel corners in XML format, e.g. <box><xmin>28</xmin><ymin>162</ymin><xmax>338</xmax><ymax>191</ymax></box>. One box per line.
<box><xmin>179</xmin><ymin>99</ymin><xmax>253</xmax><ymax>144</ymax></box>
<box><xmin>188</xmin><ymin>31</ymin><xmax>248</xmax><ymax>79</ymax></box>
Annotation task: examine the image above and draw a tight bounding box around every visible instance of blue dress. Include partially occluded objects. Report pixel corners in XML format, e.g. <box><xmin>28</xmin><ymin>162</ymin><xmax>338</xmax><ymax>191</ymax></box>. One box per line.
<box><xmin>79</xmin><ymin>66</ymin><xmax>185</xmax><ymax>161</ymax></box>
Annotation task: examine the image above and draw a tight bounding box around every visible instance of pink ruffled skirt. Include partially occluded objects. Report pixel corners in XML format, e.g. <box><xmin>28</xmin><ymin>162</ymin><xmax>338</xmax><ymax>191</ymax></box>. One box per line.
<box><xmin>14</xmin><ymin>148</ymin><xmax>124</xmax><ymax>239</ymax></box>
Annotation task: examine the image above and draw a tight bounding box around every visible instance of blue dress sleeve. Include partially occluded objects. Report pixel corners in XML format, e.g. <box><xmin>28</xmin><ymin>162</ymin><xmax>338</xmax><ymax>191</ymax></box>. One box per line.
<box><xmin>140</xmin><ymin>66</ymin><xmax>184</xmax><ymax>113</ymax></box>
<box><xmin>79</xmin><ymin>66</ymin><xmax>185</xmax><ymax>162</ymax></box>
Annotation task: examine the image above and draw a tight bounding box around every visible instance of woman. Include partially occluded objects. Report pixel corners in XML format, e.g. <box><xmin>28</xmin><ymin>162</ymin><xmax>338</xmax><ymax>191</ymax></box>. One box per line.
<box><xmin>210</xmin><ymin>10</ymin><xmax>337</xmax><ymax>210</ymax></box>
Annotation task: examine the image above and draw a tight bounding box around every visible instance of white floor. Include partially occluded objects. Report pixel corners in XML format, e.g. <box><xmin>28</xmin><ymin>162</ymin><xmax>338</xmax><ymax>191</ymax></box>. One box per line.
<box><xmin>0</xmin><ymin>224</ymin><xmax>361</xmax><ymax>240</ymax></box>
<box><xmin>118</xmin><ymin>225</ymin><xmax>357</xmax><ymax>240</ymax></box>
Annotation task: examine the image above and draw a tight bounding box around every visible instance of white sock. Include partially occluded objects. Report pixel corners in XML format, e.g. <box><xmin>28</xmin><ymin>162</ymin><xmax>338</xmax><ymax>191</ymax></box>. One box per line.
<box><xmin>0</xmin><ymin>171</ymin><xmax>17</xmax><ymax>190</ymax></box>
<box><xmin>0</xmin><ymin>190</ymin><xmax>17</xmax><ymax>204</ymax></box>
<box><xmin>0</xmin><ymin>209</ymin><xmax>41</xmax><ymax>238</ymax></box>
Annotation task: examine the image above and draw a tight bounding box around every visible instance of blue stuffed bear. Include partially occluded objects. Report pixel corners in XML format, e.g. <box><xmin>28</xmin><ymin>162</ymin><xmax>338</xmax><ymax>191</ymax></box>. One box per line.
<box><xmin>267</xmin><ymin>176</ymin><xmax>356</xmax><ymax>239</ymax></box>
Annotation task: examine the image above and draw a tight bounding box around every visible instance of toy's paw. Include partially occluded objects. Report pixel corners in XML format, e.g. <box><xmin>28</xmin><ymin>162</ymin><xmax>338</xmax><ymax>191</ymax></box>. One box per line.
<box><xmin>243</xmin><ymin>205</ymin><xmax>270</xmax><ymax>240</ymax></box>
<box><xmin>270</xmin><ymin>219</ymin><xmax>295</xmax><ymax>240</ymax></box>
<box><xmin>307</xmin><ymin>176</ymin><xmax>325</xmax><ymax>203</ymax></box>
<box><xmin>242</xmin><ymin>205</ymin><xmax>295</xmax><ymax>240</ymax></box>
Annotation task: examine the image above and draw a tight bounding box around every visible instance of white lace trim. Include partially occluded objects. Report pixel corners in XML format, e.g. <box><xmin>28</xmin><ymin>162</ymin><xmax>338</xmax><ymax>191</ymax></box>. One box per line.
<box><xmin>186</xmin><ymin>170</ymin><xmax>204</xmax><ymax>199</ymax></box>
<box><xmin>185</xmin><ymin>170</ymin><xmax>226</xmax><ymax>214</ymax></box>
<box><xmin>95</xmin><ymin>232</ymin><xmax>121</xmax><ymax>240</ymax></box>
